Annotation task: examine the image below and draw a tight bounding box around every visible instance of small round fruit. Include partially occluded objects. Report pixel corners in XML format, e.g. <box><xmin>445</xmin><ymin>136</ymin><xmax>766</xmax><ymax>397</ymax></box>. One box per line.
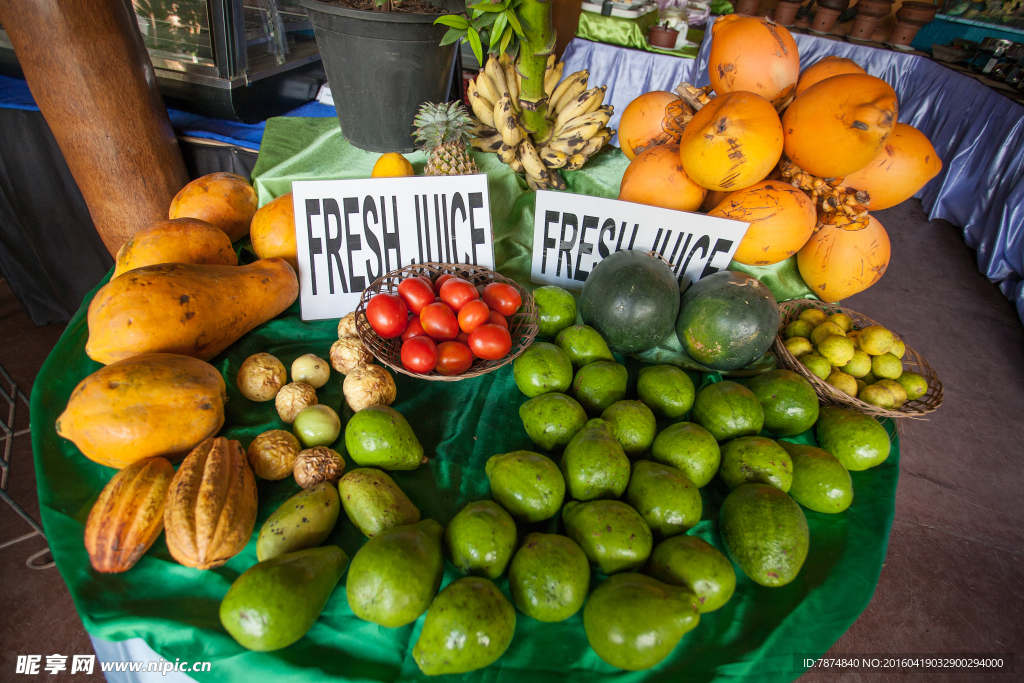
<box><xmin>856</xmin><ymin>378</ymin><xmax>868</xmax><ymax>394</ymax></box>
<box><xmin>401</xmin><ymin>336</ymin><xmax>438</xmax><ymax>373</ymax></box>
<box><xmin>859</xmin><ymin>325</ymin><xmax>894</xmax><ymax>355</ymax></box>
<box><xmin>871</xmin><ymin>352</ymin><xmax>903</xmax><ymax>380</ymax></box>
<box><xmin>343</xmin><ymin>364</ymin><xmax>396</xmax><ymax>412</ymax></box>
<box><xmin>397</xmin><ymin>276</ymin><xmax>435</xmax><ymax>314</ymax></box>
<box><xmin>650</xmin><ymin>422</ymin><xmax>721</xmax><ymax>488</ymax></box>
<box><xmin>896</xmin><ymin>371</ymin><xmax>928</xmax><ymax>400</ymax></box>
<box><xmin>818</xmin><ymin>335</ymin><xmax>855</xmax><ymax>366</ymax></box>
<box><xmin>488</xmin><ymin>310</ymin><xmax>509</xmax><ymax>329</ymax></box>
<box><xmin>420</xmin><ymin>302</ymin><xmax>459</xmax><ymax>341</ymax></box>
<box><xmin>800</xmin><ymin>354</ymin><xmax>832</xmax><ymax>380</ymax></box>
<box><xmin>482</xmin><ymin>282</ymin><xmax>522</xmax><ymax>316</ymax></box>
<box><xmin>330</xmin><ymin>338</ymin><xmax>373</xmax><ymax>375</ymax></box>
<box><xmin>798</xmin><ymin>308</ymin><xmax>828</xmax><ymax>326</ymax></box>
<box><xmin>291</xmin><ymin>354</ymin><xmax>330</xmax><ymax>388</ymax></box>
<box><xmin>826</xmin><ymin>371</ymin><xmax>858</xmax><ymax>397</ymax></box>
<box><xmin>247</xmin><ymin>429</ymin><xmax>301</xmax><ymax>480</ymax></box>
<box><xmin>250</xmin><ymin>192</ymin><xmax>298</xmax><ymax>270</ymax></box>
<box><xmin>826</xmin><ymin>312</ymin><xmax>854</xmax><ymax>332</ymax></box>
<box><xmin>889</xmin><ymin>337</ymin><xmax>906</xmax><ymax>359</ymax></box>
<box><xmin>371</xmin><ymin>152</ymin><xmax>414</xmax><ymax>177</ymax></box>
<box><xmin>456</xmin><ymin>330</ymin><xmax>473</xmax><ymax>350</ymax></box>
<box><xmin>445</xmin><ymin>500</ymin><xmax>517</xmax><ymax>579</ymax></box>
<box><xmin>842</xmin><ymin>350</ymin><xmax>872</xmax><ymax>378</ymax></box>
<box><xmin>436</xmin><ymin>341</ymin><xmax>474</xmax><ymax>375</ymax></box>
<box><xmin>468</xmin><ymin>324</ymin><xmax>512</xmax><ymax>360</ymax></box>
<box><xmin>433</xmin><ymin>273</ymin><xmax>454</xmax><ymax>292</ymax></box>
<box><xmin>636</xmin><ymin>365</ymin><xmax>695</xmax><ymax>420</ymax></box>
<box><xmin>601</xmin><ymin>400</ymin><xmax>657</xmax><ymax>457</ymax></box>
<box><xmin>786</xmin><ymin>319</ymin><xmax>814</xmax><ymax>339</ymax></box>
<box><xmin>402</xmin><ymin>316</ymin><xmax>429</xmax><ymax>341</ymax></box>
<box><xmin>513</xmin><ymin>342</ymin><xmax>573</xmax><ymax>397</ymax></box>
<box><xmin>847</xmin><ymin>330</ymin><xmax>861</xmax><ymax>349</ymax></box>
<box><xmin>439</xmin><ymin>277</ymin><xmax>480</xmax><ymax>312</ymax></box>
<box><xmin>237</xmin><ymin>352</ymin><xmax>287</xmax><ymax>401</ymax></box>
<box><xmin>276</xmin><ymin>382</ymin><xmax>318</xmax><ymax>423</ymax></box>
<box><xmin>293</xmin><ymin>447</ymin><xmax>345</xmax><ymax>488</ymax></box>
<box><xmin>785</xmin><ymin>337</ymin><xmax>814</xmax><ymax>358</ymax></box>
<box><xmin>338</xmin><ymin>311</ymin><xmax>362</xmax><ymax>339</ymax></box>
<box><xmin>293</xmin><ymin>404</ymin><xmax>342</xmax><ymax>448</ymax></box>
<box><xmin>875</xmin><ymin>379</ymin><xmax>908</xmax><ymax>408</ymax></box>
<box><xmin>458</xmin><ymin>299</ymin><xmax>490</xmax><ymax>333</ymax></box>
<box><xmin>859</xmin><ymin>384</ymin><xmax>894</xmax><ymax>409</ymax></box>
<box><xmin>810</xmin><ymin>321</ymin><xmax>845</xmax><ymax>346</ymax></box>
<box><xmin>534</xmin><ymin>285</ymin><xmax>577</xmax><ymax>337</ymax></box>
<box><xmin>509</xmin><ymin>533</ymin><xmax>590</xmax><ymax>622</ymax></box>
<box><xmin>746</xmin><ymin>369</ymin><xmax>819</xmax><ymax>437</ymax></box>
<box><xmin>367</xmin><ymin>293</ymin><xmax>408</xmax><ymax>339</ymax></box>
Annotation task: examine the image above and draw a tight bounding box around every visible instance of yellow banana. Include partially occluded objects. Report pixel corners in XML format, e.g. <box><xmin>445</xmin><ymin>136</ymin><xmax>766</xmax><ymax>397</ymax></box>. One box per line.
<box><xmin>580</xmin><ymin>134</ymin><xmax>606</xmax><ymax>158</ymax></box>
<box><xmin>552</xmin><ymin>71</ymin><xmax>589</xmax><ymax>113</ymax></box>
<box><xmin>564</xmin><ymin>153</ymin><xmax>587</xmax><ymax>171</ymax></box>
<box><xmin>474</xmin><ymin>72</ymin><xmax>500</xmax><ymax>107</ymax></box>
<box><xmin>485</xmin><ymin>56</ymin><xmax>509</xmax><ymax>97</ymax></box>
<box><xmin>539</xmin><ymin>146</ymin><xmax>568</xmax><ymax>169</ymax></box>
<box><xmin>509</xmin><ymin>155</ymin><xmax>524</xmax><ymax>174</ymax></box>
<box><xmin>518</xmin><ymin>140</ymin><xmax>549</xmax><ymax>181</ymax></box>
<box><xmin>548</xmin><ymin>134</ymin><xmax>589</xmax><ymax>157</ymax></box>
<box><xmin>547</xmin><ymin>170</ymin><xmax>567</xmax><ymax>191</ymax></box>
<box><xmin>500</xmin><ymin>53</ymin><xmax>519</xmax><ymax>105</ymax></box>
<box><xmin>558</xmin><ymin>109</ymin><xmax>611</xmax><ymax>138</ymax></box>
<box><xmin>494</xmin><ymin>95</ymin><xmax>523</xmax><ymax>147</ymax></box>
<box><xmin>467</xmin><ymin>116</ymin><xmax>497</xmax><ymax>138</ymax></box>
<box><xmin>544</xmin><ymin>62</ymin><xmax>564</xmax><ymax>98</ymax></box>
<box><xmin>525</xmin><ymin>171</ymin><xmax>548</xmax><ymax>192</ymax></box>
<box><xmin>497</xmin><ymin>142</ymin><xmax>517</xmax><ymax>165</ymax></box>
<box><xmin>468</xmin><ymin>82</ymin><xmax>496</xmax><ymax>128</ymax></box>
<box><xmin>554</xmin><ymin>86</ymin><xmax>606</xmax><ymax>132</ymax></box>
<box><xmin>471</xmin><ymin>133</ymin><xmax>504</xmax><ymax>153</ymax></box>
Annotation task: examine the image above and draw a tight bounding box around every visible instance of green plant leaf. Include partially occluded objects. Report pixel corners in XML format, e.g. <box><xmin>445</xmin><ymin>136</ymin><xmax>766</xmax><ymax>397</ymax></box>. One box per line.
<box><xmin>469</xmin><ymin>1</ymin><xmax>506</xmax><ymax>11</ymax></box>
<box><xmin>434</xmin><ymin>14</ymin><xmax>470</xmax><ymax>29</ymax></box>
<box><xmin>505</xmin><ymin>9</ymin><xmax>524</xmax><ymax>37</ymax></box>
<box><xmin>473</xmin><ymin>11</ymin><xmax>499</xmax><ymax>28</ymax></box>
<box><xmin>439</xmin><ymin>27</ymin><xmax>465</xmax><ymax>46</ymax></box>
<box><xmin>489</xmin><ymin>12</ymin><xmax>508</xmax><ymax>51</ymax></box>
<box><xmin>500</xmin><ymin>24</ymin><xmax>513</xmax><ymax>54</ymax></box>
<box><xmin>467</xmin><ymin>26</ymin><xmax>484</xmax><ymax>66</ymax></box>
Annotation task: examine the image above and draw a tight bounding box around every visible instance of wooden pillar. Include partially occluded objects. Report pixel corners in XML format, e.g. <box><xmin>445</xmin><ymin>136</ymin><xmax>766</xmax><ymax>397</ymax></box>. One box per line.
<box><xmin>0</xmin><ymin>0</ymin><xmax>190</xmax><ymax>256</ymax></box>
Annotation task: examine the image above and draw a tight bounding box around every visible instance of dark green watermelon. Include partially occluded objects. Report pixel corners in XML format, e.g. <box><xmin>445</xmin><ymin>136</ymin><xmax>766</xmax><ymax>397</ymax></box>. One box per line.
<box><xmin>745</xmin><ymin>369</ymin><xmax>819</xmax><ymax>437</ymax></box>
<box><xmin>580</xmin><ymin>251</ymin><xmax>680</xmax><ymax>354</ymax></box>
<box><xmin>676</xmin><ymin>271</ymin><xmax>779</xmax><ymax>371</ymax></box>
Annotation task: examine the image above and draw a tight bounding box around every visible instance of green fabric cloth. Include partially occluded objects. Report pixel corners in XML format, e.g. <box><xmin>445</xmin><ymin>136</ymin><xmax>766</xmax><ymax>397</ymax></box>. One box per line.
<box><xmin>575</xmin><ymin>11</ymin><xmax>703</xmax><ymax>57</ymax></box>
<box><xmin>31</xmin><ymin>117</ymin><xmax>899</xmax><ymax>683</ymax></box>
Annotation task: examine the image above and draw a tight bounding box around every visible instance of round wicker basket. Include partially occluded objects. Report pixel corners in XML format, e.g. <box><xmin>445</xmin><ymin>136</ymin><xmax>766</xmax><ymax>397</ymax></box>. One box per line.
<box><xmin>355</xmin><ymin>263</ymin><xmax>539</xmax><ymax>381</ymax></box>
<box><xmin>771</xmin><ymin>299</ymin><xmax>943</xmax><ymax>419</ymax></box>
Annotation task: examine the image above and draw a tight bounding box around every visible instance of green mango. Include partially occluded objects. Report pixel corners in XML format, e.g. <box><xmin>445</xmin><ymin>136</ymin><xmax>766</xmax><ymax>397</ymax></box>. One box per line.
<box><xmin>650</xmin><ymin>422</ymin><xmax>721</xmax><ymax>487</ymax></box>
<box><xmin>256</xmin><ymin>482</ymin><xmax>340</xmax><ymax>561</ymax></box>
<box><xmin>719</xmin><ymin>436</ymin><xmax>794</xmax><ymax>492</ymax></box>
<box><xmin>625</xmin><ymin>460</ymin><xmax>702</xmax><ymax>537</ymax></box>
<box><xmin>445</xmin><ymin>500</ymin><xmax>517</xmax><ymax>579</ymax></box>
<box><xmin>220</xmin><ymin>546</ymin><xmax>348</xmax><ymax>652</ymax></box>
<box><xmin>519</xmin><ymin>392</ymin><xmax>588</xmax><ymax>451</ymax></box>
<box><xmin>600</xmin><ymin>400</ymin><xmax>657</xmax><ymax>457</ymax></box>
<box><xmin>513</xmin><ymin>342</ymin><xmax>574</xmax><ymax>398</ymax></box>
<box><xmin>508</xmin><ymin>533</ymin><xmax>590</xmax><ymax>622</ymax></box>
<box><xmin>571</xmin><ymin>361</ymin><xmax>628</xmax><ymax>415</ymax></box>
<box><xmin>562</xmin><ymin>499</ymin><xmax>653</xmax><ymax>574</ymax></box>
<box><xmin>560</xmin><ymin>418</ymin><xmax>631</xmax><ymax>501</ymax></box>
<box><xmin>485</xmin><ymin>451</ymin><xmax>565</xmax><ymax>522</ymax></box>
<box><xmin>720</xmin><ymin>483</ymin><xmax>808</xmax><ymax>587</ymax></box>
<box><xmin>413</xmin><ymin>576</ymin><xmax>516</xmax><ymax>675</ymax></box>
<box><xmin>815</xmin><ymin>406</ymin><xmax>891</xmax><ymax>471</ymax></box>
<box><xmin>554</xmin><ymin>324</ymin><xmax>614</xmax><ymax>369</ymax></box>
<box><xmin>779</xmin><ymin>441</ymin><xmax>854</xmax><ymax>513</ymax></box>
<box><xmin>647</xmin><ymin>535</ymin><xmax>736</xmax><ymax>613</ymax></box>
<box><xmin>338</xmin><ymin>468</ymin><xmax>420</xmax><ymax>537</ymax></box>
<box><xmin>344</xmin><ymin>405</ymin><xmax>423</xmax><ymax>470</ymax></box>
<box><xmin>346</xmin><ymin>519</ymin><xmax>444</xmax><ymax>627</ymax></box>
<box><xmin>637</xmin><ymin>365</ymin><xmax>696</xmax><ymax>419</ymax></box>
<box><xmin>533</xmin><ymin>286</ymin><xmax>577</xmax><ymax>338</ymax></box>
<box><xmin>583</xmin><ymin>573</ymin><xmax>700</xmax><ymax>670</ymax></box>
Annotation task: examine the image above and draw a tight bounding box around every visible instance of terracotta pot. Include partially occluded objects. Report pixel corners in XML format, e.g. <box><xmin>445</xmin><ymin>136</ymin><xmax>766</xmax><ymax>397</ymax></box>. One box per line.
<box><xmin>734</xmin><ymin>0</ymin><xmax>761</xmax><ymax>14</ymax></box>
<box><xmin>810</xmin><ymin>7</ymin><xmax>843</xmax><ymax>32</ymax></box>
<box><xmin>848</xmin><ymin>0</ymin><xmax>893</xmax><ymax>40</ymax></box>
<box><xmin>817</xmin><ymin>0</ymin><xmax>850</xmax><ymax>10</ymax></box>
<box><xmin>773</xmin><ymin>0</ymin><xmax>803</xmax><ymax>26</ymax></box>
<box><xmin>888</xmin><ymin>1</ymin><xmax>938</xmax><ymax>45</ymax></box>
<box><xmin>649</xmin><ymin>26</ymin><xmax>680</xmax><ymax>49</ymax></box>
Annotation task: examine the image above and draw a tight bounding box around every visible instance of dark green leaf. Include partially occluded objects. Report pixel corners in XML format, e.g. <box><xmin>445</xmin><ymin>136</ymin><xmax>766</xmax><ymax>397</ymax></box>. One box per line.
<box><xmin>439</xmin><ymin>27</ymin><xmax>464</xmax><ymax>46</ymax></box>
<box><xmin>434</xmin><ymin>14</ymin><xmax>469</xmax><ymax>29</ymax></box>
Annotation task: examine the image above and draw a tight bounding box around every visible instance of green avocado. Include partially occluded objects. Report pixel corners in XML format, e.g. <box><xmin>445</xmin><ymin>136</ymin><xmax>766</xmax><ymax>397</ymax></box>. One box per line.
<box><xmin>719</xmin><ymin>436</ymin><xmax>794</xmax><ymax>492</ymax></box>
<box><xmin>815</xmin><ymin>406</ymin><xmax>891</xmax><ymax>471</ymax></box>
<box><xmin>583</xmin><ymin>573</ymin><xmax>700</xmax><ymax>671</ymax></box>
<box><xmin>745</xmin><ymin>369</ymin><xmax>820</xmax><ymax>436</ymax></box>
<box><xmin>691</xmin><ymin>380</ymin><xmax>765</xmax><ymax>442</ymax></box>
<box><xmin>601</xmin><ymin>400</ymin><xmax>657</xmax><ymax>457</ymax></box>
<box><xmin>650</xmin><ymin>422</ymin><xmax>721</xmax><ymax>488</ymax></box>
<box><xmin>220</xmin><ymin>546</ymin><xmax>348</xmax><ymax>652</ymax></box>
<box><xmin>513</xmin><ymin>342</ymin><xmax>574</xmax><ymax>397</ymax></box>
<box><xmin>719</xmin><ymin>483</ymin><xmax>809</xmax><ymax>587</ymax></box>
<box><xmin>560</xmin><ymin>418</ymin><xmax>631</xmax><ymax>501</ymax></box>
<box><xmin>571</xmin><ymin>361</ymin><xmax>628</xmax><ymax>415</ymax></box>
<box><xmin>519</xmin><ymin>392</ymin><xmax>588</xmax><ymax>451</ymax></box>
<box><xmin>413</xmin><ymin>576</ymin><xmax>516</xmax><ymax>676</ymax></box>
<box><xmin>534</xmin><ymin>285</ymin><xmax>578</xmax><ymax>338</ymax></box>
<box><xmin>485</xmin><ymin>451</ymin><xmax>565</xmax><ymax>522</ymax></box>
<box><xmin>562</xmin><ymin>499</ymin><xmax>653</xmax><ymax>574</ymax></box>
<box><xmin>445</xmin><ymin>501</ymin><xmax>518</xmax><ymax>579</ymax></box>
<box><xmin>554</xmin><ymin>324</ymin><xmax>615</xmax><ymax>369</ymax></box>
<box><xmin>338</xmin><ymin>468</ymin><xmax>420</xmax><ymax>537</ymax></box>
<box><xmin>344</xmin><ymin>405</ymin><xmax>423</xmax><ymax>470</ymax></box>
<box><xmin>256</xmin><ymin>482</ymin><xmax>340</xmax><ymax>562</ymax></box>
<box><xmin>346</xmin><ymin>519</ymin><xmax>444</xmax><ymax>628</ymax></box>
<box><xmin>647</xmin><ymin>535</ymin><xmax>736</xmax><ymax>613</ymax></box>
<box><xmin>637</xmin><ymin>365</ymin><xmax>696</xmax><ymax>419</ymax></box>
<box><xmin>625</xmin><ymin>460</ymin><xmax>702</xmax><ymax>537</ymax></box>
<box><xmin>779</xmin><ymin>441</ymin><xmax>854</xmax><ymax>513</ymax></box>
<box><xmin>509</xmin><ymin>532</ymin><xmax>590</xmax><ymax>622</ymax></box>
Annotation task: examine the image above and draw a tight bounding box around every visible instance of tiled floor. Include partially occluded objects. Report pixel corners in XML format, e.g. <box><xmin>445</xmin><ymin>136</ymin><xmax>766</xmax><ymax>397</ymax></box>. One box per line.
<box><xmin>1</xmin><ymin>199</ymin><xmax>1021</xmax><ymax>682</ymax></box>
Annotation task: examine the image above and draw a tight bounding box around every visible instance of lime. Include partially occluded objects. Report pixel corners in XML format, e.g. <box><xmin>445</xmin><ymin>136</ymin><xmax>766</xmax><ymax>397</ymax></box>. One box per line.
<box><xmin>871</xmin><ymin>352</ymin><xmax>903</xmax><ymax>380</ymax></box>
<box><xmin>896</xmin><ymin>371</ymin><xmax>927</xmax><ymax>401</ymax></box>
<box><xmin>800</xmin><ymin>354</ymin><xmax>832</xmax><ymax>380</ymax></box>
<box><xmin>637</xmin><ymin>365</ymin><xmax>696</xmax><ymax>419</ymax></box>
<box><xmin>572</xmin><ymin>361</ymin><xmax>628</xmax><ymax>415</ymax></box>
<box><xmin>817</xmin><ymin>335</ymin><xmax>855</xmax><ymax>366</ymax></box>
<box><xmin>859</xmin><ymin>326</ymin><xmax>893</xmax><ymax>355</ymax></box>
<box><xmin>810</xmin><ymin>321</ymin><xmax>845</xmax><ymax>346</ymax></box>
<box><xmin>856</xmin><ymin>378</ymin><xmax>868</xmax><ymax>394</ymax></box>
<box><xmin>650</xmin><ymin>422</ymin><xmax>720</xmax><ymax>487</ymax></box>
<box><xmin>513</xmin><ymin>342</ymin><xmax>573</xmax><ymax>397</ymax></box>
<box><xmin>847</xmin><ymin>330</ymin><xmax>861</xmax><ymax>350</ymax></box>
<box><xmin>784</xmin><ymin>337</ymin><xmax>813</xmax><ymax>358</ymax></box>
<box><xmin>875</xmin><ymin>379</ymin><xmax>907</xmax><ymax>408</ymax></box>
<box><xmin>554</xmin><ymin>325</ymin><xmax>614</xmax><ymax>369</ymax></box>
<box><xmin>841</xmin><ymin>349</ymin><xmax>872</xmax><ymax>378</ymax></box>
<box><xmin>889</xmin><ymin>337</ymin><xmax>906</xmax><ymax>359</ymax></box>
<box><xmin>786</xmin><ymin>320</ymin><xmax>814</xmax><ymax>339</ymax></box>
<box><xmin>293</xmin><ymin>404</ymin><xmax>341</xmax><ymax>448</ymax></box>
<box><xmin>534</xmin><ymin>286</ymin><xmax>577</xmax><ymax>338</ymax></box>
<box><xmin>826</xmin><ymin>371</ymin><xmax>858</xmax><ymax>397</ymax></box>
<box><xmin>861</xmin><ymin>370</ymin><xmax>878</xmax><ymax>385</ymax></box>
<box><xmin>859</xmin><ymin>384</ymin><xmax>894</xmax><ymax>409</ymax></box>
<box><xmin>827</xmin><ymin>312</ymin><xmax>854</xmax><ymax>332</ymax></box>
<box><xmin>798</xmin><ymin>308</ymin><xmax>827</xmax><ymax>326</ymax></box>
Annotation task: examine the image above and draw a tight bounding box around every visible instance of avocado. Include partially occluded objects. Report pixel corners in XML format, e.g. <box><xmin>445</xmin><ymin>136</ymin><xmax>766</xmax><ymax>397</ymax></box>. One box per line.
<box><xmin>650</xmin><ymin>422</ymin><xmax>721</xmax><ymax>487</ymax></box>
<box><xmin>625</xmin><ymin>460</ymin><xmax>702</xmax><ymax>537</ymax></box>
<box><xmin>344</xmin><ymin>405</ymin><xmax>423</xmax><ymax>470</ymax></box>
<box><xmin>485</xmin><ymin>451</ymin><xmax>565</xmax><ymax>522</ymax></box>
<box><xmin>345</xmin><ymin>519</ymin><xmax>444</xmax><ymax>627</ymax></box>
<box><xmin>508</xmin><ymin>533</ymin><xmax>591</xmax><ymax>622</ymax></box>
<box><xmin>338</xmin><ymin>468</ymin><xmax>420</xmax><ymax>537</ymax></box>
<box><xmin>600</xmin><ymin>400</ymin><xmax>657</xmax><ymax>457</ymax></box>
<box><xmin>779</xmin><ymin>441</ymin><xmax>854</xmax><ymax>513</ymax></box>
<box><xmin>219</xmin><ymin>546</ymin><xmax>348</xmax><ymax>651</ymax></box>
<box><xmin>647</xmin><ymin>535</ymin><xmax>736</xmax><ymax>613</ymax></box>
<box><xmin>519</xmin><ymin>392</ymin><xmax>588</xmax><ymax>451</ymax></box>
<box><xmin>513</xmin><ymin>342</ymin><xmax>573</xmax><ymax>397</ymax></box>
<box><xmin>445</xmin><ymin>500</ymin><xmax>517</xmax><ymax>579</ymax></box>
<box><xmin>719</xmin><ymin>436</ymin><xmax>794</xmax><ymax>492</ymax></box>
<box><xmin>562</xmin><ymin>499</ymin><xmax>653</xmax><ymax>574</ymax></box>
<box><xmin>815</xmin><ymin>406</ymin><xmax>891</xmax><ymax>471</ymax></box>
<box><xmin>256</xmin><ymin>482</ymin><xmax>340</xmax><ymax>561</ymax></box>
<box><xmin>560</xmin><ymin>418</ymin><xmax>631</xmax><ymax>501</ymax></box>
<box><xmin>571</xmin><ymin>361</ymin><xmax>628</xmax><ymax>415</ymax></box>
<box><xmin>719</xmin><ymin>483</ymin><xmax>809</xmax><ymax>587</ymax></box>
<box><xmin>636</xmin><ymin>365</ymin><xmax>696</xmax><ymax>419</ymax></box>
<box><xmin>583</xmin><ymin>573</ymin><xmax>700</xmax><ymax>670</ymax></box>
<box><xmin>554</xmin><ymin>324</ymin><xmax>614</xmax><ymax>369</ymax></box>
<box><xmin>413</xmin><ymin>576</ymin><xmax>516</xmax><ymax>675</ymax></box>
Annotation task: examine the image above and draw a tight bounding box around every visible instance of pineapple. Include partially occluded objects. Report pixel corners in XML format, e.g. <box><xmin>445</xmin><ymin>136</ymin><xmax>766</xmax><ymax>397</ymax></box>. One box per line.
<box><xmin>413</xmin><ymin>102</ymin><xmax>480</xmax><ymax>176</ymax></box>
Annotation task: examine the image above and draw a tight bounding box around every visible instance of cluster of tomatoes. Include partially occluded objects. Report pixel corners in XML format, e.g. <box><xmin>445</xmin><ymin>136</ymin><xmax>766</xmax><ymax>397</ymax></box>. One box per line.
<box><xmin>366</xmin><ymin>274</ymin><xmax>523</xmax><ymax>376</ymax></box>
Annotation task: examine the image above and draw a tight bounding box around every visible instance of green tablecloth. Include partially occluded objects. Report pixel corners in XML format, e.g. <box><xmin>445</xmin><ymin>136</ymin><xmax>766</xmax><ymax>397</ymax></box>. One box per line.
<box><xmin>32</xmin><ymin>118</ymin><xmax>897</xmax><ymax>683</ymax></box>
<box><xmin>575</xmin><ymin>11</ymin><xmax>704</xmax><ymax>58</ymax></box>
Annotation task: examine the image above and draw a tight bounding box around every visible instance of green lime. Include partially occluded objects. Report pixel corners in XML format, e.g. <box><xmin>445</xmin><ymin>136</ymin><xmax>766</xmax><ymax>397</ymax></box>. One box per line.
<box><xmin>861</xmin><ymin>370</ymin><xmax>878</xmax><ymax>384</ymax></box>
<box><xmin>798</xmin><ymin>308</ymin><xmax>827</xmax><ymax>326</ymax></box>
<box><xmin>800</xmin><ymin>354</ymin><xmax>832</xmax><ymax>380</ymax></box>
<box><xmin>810</xmin><ymin>321</ymin><xmax>845</xmax><ymax>346</ymax></box>
<box><xmin>292</xmin><ymin>404</ymin><xmax>341</xmax><ymax>448</ymax></box>
<box><xmin>817</xmin><ymin>335</ymin><xmax>855</xmax><ymax>366</ymax></box>
<box><xmin>554</xmin><ymin>325</ymin><xmax>614</xmax><ymax>369</ymax></box>
<box><xmin>855</xmin><ymin>378</ymin><xmax>868</xmax><ymax>394</ymax></box>
<box><xmin>896</xmin><ymin>371</ymin><xmax>927</xmax><ymax>401</ymax></box>
<box><xmin>534</xmin><ymin>286</ymin><xmax>577</xmax><ymax>338</ymax></box>
<box><xmin>637</xmin><ymin>365</ymin><xmax>696</xmax><ymax>420</ymax></box>
<box><xmin>784</xmin><ymin>337</ymin><xmax>814</xmax><ymax>358</ymax></box>
<box><xmin>841</xmin><ymin>350</ymin><xmax>872</xmax><ymax>378</ymax></box>
<box><xmin>859</xmin><ymin>384</ymin><xmax>894</xmax><ymax>409</ymax></box>
<box><xmin>875</xmin><ymin>379</ymin><xmax>907</xmax><ymax>408</ymax></box>
<box><xmin>871</xmin><ymin>352</ymin><xmax>903</xmax><ymax>380</ymax></box>
<box><xmin>859</xmin><ymin>326</ymin><xmax>893</xmax><ymax>355</ymax></box>
<box><xmin>600</xmin><ymin>400</ymin><xmax>656</xmax><ymax>457</ymax></box>
<box><xmin>826</xmin><ymin>371</ymin><xmax>858</xmax><ymax>397</ymax></box>
<box><xmin>889</xmin><ymin>338</ymin><xmax>906</xmax><ymax>359</ymax></box>
<box><xmin>847</xmin><ymin>330</ymin><xmax>861</xmax><ymax>349</ymax></box>
<box><xmin>513</xmin><ymin>342</ymin><xmax>573</xmax><ymax>397</ymax></box>
<box><xmin>571</xmin><ymin>361</ymin><xmax>628</xmax><ymax>415</ymax></box>
<box><xmin>786</xmin><ymin>320</ymin><xmax>814</xmax><ymax>339</ymax></box>
<box><xmin>826</xmin><ymin>312</ymin><xmax>854</xmax><ymax>332</ymax></box>
<box><xmin>650</xmin><ymin>422</ymin><xmax>720</xmax><ymax>487</ymax></box>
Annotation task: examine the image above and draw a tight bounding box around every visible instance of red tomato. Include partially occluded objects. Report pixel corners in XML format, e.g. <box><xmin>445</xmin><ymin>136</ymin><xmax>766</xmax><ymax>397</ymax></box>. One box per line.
<box><xmin>482</xmin><ymin>282</ymin><xmax>522</xmax><ymax>316</ymax></box>
<box><xmin>416</xmin><ymin>276</ymin><xmax>436</xmax><ymax>292</ymax></box>
<box><xmin>439</xmin><ymin>277</ymin><xmax>480</xmax><ymax>312</ymax></box>
<box><xmin>468</xmin><ymin>324</ymin><xmax>512</xmax><ymax>360</ymax></box>
<box><xmin>401</xmin><ymin>336</ymin><xmax>437</xmax><ymax>373</ymax></box>
<box><xmin>434</xmin><ymin>273</ymin><xmax>455</xmax><ymax>292</ymax></box>
<box><xmin>487</xmin><ymin>310</ymin><xmax>509</xmax><ymax>329</ymax></box>
<box><xmin>436</xmin><ymin>341</ymin><xmax>474</xmax><ymax>375</ymax></box>
<box><xmin>458</xmin><ymin>299</ymin><xmax>490</xmax><ymax>333</ymax></box>
<box><xmin>366</xmin><ymin>293</ymin><xmax>408</xmax><ymax>339</ymax></box>
<box><xmin>456</xmin><ymin>330</ymin><xmax>475</xmax><ymax>353</ymax></box>
<box><xmin>419</xmin><ymin>302</ymin><xmax>459</xmax><ymax>341</ymax></box>
<box><xmin>402</xmin><ymin>316</ymin><xmax>429</xmax><ymax>341</ymax></box>
<box><xmin>397</xmin><ymin>277</ymin><xmax>435</xmax><ymax>314</ymax></box>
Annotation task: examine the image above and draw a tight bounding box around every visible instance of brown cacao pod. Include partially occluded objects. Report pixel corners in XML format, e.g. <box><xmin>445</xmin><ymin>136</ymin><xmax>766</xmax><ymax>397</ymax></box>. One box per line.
<box><xmin>84</xmin><ymin>457</ymin><xmax>174</xmax><ymax>573</ymax></box>
<box><xmin>164</xmin><ymin>437</ymin><xmax>258</xmax><ymax>569</ymax></box>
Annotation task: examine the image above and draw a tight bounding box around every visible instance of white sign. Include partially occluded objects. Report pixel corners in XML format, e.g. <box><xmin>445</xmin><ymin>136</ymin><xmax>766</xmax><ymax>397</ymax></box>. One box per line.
<box><xmin>291</xmin><ymin>175</ymin><xmax>495</xmax><ymax>320</ymax></box>
<box><xmin>531</xmin><ymin>191</ymin><xmax>749</xmax><ymax>290</ymax></box>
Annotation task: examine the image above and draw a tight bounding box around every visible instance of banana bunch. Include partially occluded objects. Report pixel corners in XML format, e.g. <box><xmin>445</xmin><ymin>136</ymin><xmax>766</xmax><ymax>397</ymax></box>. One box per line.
<box><xmin>467</xmin><ymin>54</ymin><xmax>615</xmax><ymax>191</ymax></box>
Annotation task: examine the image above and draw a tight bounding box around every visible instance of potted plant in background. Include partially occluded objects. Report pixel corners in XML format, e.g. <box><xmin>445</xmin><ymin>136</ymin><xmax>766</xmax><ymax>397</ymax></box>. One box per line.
<box><xmin>649</xmin><ymin>20</ymin><xmax>681</xmax><ymax>48</ymax></box>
